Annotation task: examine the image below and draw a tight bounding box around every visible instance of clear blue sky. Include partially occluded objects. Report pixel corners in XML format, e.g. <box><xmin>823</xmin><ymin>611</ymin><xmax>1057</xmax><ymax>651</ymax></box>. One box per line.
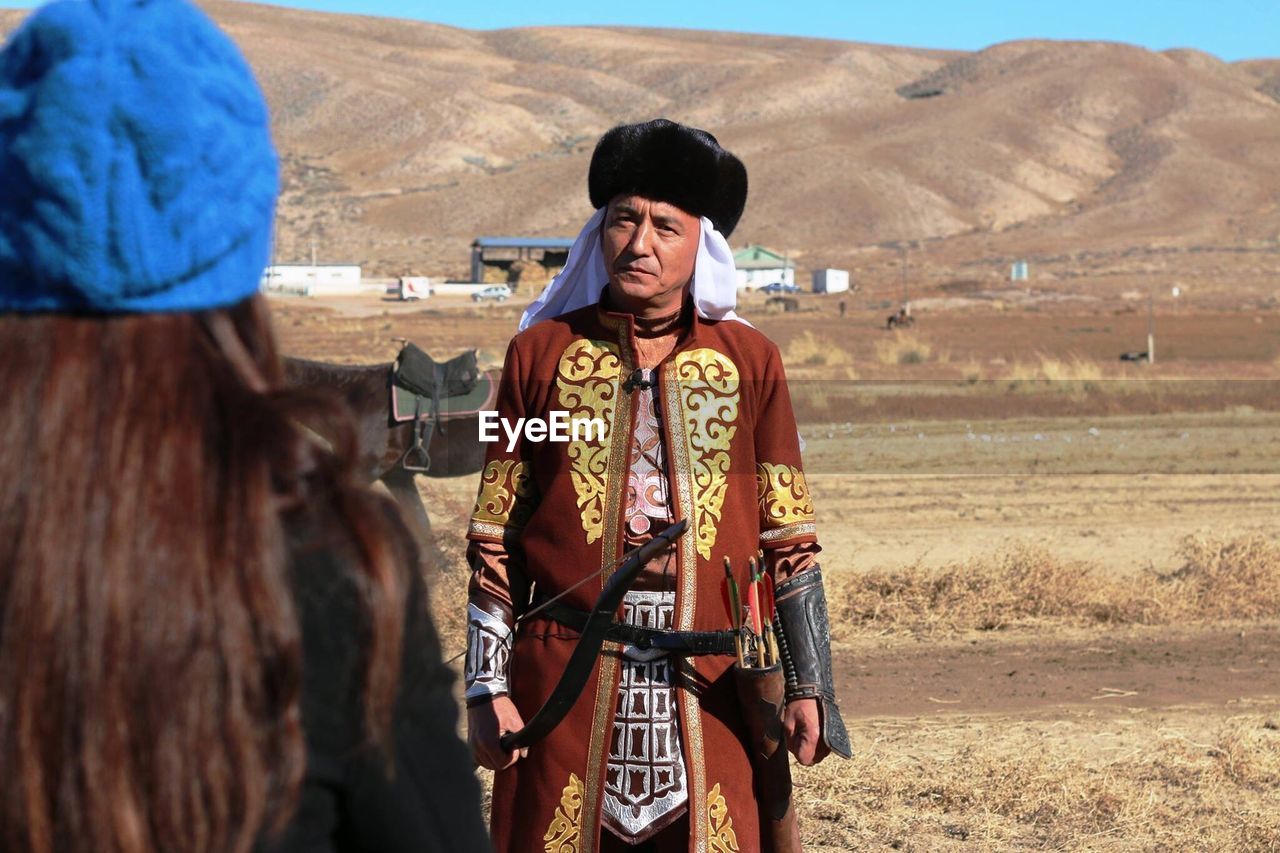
<box><xmin>3</xmin><ymin>0</ymin><xmax>1276</xmax><ymax>62</ymax></box>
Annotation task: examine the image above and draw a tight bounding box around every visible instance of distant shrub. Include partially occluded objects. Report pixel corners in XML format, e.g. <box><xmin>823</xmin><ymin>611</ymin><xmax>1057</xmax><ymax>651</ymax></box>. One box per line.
<box><xmin>783</xmin><ymin>330</ymin><xmax>853</xmax><ymax>368</ymax></box>
<box><xmin>875</xmin><ymin>331</ymin><xmax>935</xmax><ymax>366</ymax></box>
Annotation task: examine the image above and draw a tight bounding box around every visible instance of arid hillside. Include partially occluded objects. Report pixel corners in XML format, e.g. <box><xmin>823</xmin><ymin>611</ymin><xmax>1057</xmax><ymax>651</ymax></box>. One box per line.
<box><xmin>2</xmin><ymin>3</ymin><xmax>1277</xmax><ymax>297</ymax></box>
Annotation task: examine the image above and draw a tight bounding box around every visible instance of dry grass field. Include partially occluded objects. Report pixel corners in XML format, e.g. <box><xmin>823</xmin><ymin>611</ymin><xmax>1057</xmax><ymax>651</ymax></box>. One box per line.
<box><xmin>273</xmin><ymin>290</ymin><xmax>1280</xmax><ymax>852</ymax></box>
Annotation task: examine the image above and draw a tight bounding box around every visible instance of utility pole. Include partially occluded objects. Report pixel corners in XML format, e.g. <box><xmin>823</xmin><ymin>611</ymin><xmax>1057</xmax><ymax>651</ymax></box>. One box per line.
<box><xmin>308</xmin><ymin>237</ymin><xmax>319</xmax><ymax>298</ymax></box>
<box><xmin>1147</xmin><ymin>285</ymin><xmax>1156</xmax><ymax>365</ymax></box>
<box><xmin>899</xmin><ymin>243</ymin><xmax>908</xmax><ymax>308</ymax></box>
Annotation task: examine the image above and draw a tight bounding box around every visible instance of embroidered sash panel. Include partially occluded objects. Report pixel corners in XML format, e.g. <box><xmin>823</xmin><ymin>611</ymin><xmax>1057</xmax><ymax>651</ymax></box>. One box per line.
<box><xmin>601</xmin><ymin>590</ymin><xmax>688</xmax><ymax>843</ymax></box>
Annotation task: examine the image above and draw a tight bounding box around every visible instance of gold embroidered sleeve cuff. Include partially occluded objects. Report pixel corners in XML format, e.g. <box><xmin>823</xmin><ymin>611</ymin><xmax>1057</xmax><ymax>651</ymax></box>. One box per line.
<box><xmin>464</xmin><ymin>603</ymin><xmax>513</xmax><ymax>703</ymax></box>
<box><xmin>467</xmin><ymin>459</ymin><xmax>538</xmax><ymax>542</ymax></box>
<box><xmin>756</xmin><ymin>462</ymin><xmax>817</xmax><ymax>546</ymax></box>
<box><xmin>759</xmin><ymin>520</ymin><xmax>818</xmax><ymax>544</ymax></box>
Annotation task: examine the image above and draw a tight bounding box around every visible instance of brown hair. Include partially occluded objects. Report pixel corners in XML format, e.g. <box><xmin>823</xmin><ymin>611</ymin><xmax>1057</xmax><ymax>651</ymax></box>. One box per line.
<box><xmin>0</xmin><ymin>296</ymin><xmax>408</xmax><ymax>853</ymax></box>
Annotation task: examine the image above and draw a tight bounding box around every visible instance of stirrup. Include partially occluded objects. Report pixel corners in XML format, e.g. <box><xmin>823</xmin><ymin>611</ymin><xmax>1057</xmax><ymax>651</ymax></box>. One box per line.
<box><xmin>401</xmin><ymin>443</ymin><xmax>431</xmax><ymax>473</ymax></box>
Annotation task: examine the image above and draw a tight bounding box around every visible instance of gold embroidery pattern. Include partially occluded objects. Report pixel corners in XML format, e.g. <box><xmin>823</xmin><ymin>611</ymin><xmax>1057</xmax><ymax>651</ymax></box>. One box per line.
<box><xmin>760</xmin><ymin>521</ymin><xmax>817</xmax><ymax>543</ymax></box>
<box><xmin>579</xmin><ymin>316</ymin><xmax>633</xmax><ymax>853</ymax></box>
<box><xmin>581</xmin><ymin>642</ymin><xmax>621</xmax><ymax>853</ymax></box>
<box><xmin>681</xmin><ymin>659</ymin><xmax>708</xmax><ymax>851</ymax></box>
<box><xmin>470</xmin><ymin>459</ymin><xmax>537</xmax><ymax>533</ymax></box>
<box><xmin>707</xmin><ymin>784</ymin><xmax>741</xmax><ymax>852</ymax></box>
<box><xmin>664</xmin><ymin>360</ymin><xmax>707</xmax><ymax>849</ymax></box>
<box><xmin>756</xmin><ymin>462</ymin><xmax>816</xmax><ymax>529</ymax></box>
<box><xmin>543</xmin><ymin>773</ymin><xmax>585</xmax><ymax>853</ymax></box>
<box><xmin>675</xmin><ymin>349</ymin><xmax>740</xmax><ymax>560</ymax></box>
<box><xmin>555</xmin><ymin>339</ymin><xmax>623</xmax><ymax>544</ymax></box>
<box><xmin>468</xmin><ymin>520</ymin><xmax>506</xmax><ymax>539</ymax></box>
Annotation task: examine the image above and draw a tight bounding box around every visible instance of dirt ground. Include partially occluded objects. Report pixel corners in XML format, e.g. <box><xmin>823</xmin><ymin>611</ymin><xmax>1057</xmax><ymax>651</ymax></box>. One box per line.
<box><xmin>836</xmin><ymin>623</ymin><xmax>1278</xmax><ymax>719</ymax></box>
<box><xmin>273</xmin><ymin>291</ymin><xmax>1280</xmax><ymax>851</ymax></box>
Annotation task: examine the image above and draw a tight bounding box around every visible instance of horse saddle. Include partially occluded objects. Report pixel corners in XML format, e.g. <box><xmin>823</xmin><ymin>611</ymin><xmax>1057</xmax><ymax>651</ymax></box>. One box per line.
<box><xmin>395</xmin><ymin>343</ymin><xmax>478</xmax><ymax>400</ymax></box>
<box><xmin>391</xmin><ymin>340</ymin><xmax>495</xmax><ymax>427</ymax></box>
<box><xmin>390</xmin><ymin>343</ymin><xmax>498</xmax><ymax>473</ymax></box>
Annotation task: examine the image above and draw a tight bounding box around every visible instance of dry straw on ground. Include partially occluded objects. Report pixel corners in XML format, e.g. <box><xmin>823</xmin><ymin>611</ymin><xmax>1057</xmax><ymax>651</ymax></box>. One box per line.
<box><xmin>432</xmin><ymin>533</ymin><xmax>1280</xmax><ymax>852</ymax></box>
<box><xmin>473</xmin><ymin>717</ymin><xmax>1280</xmax><ymax>852</ymax></box>
<box><xmin>794</xmin><ymin>713</ymin><xmax>1280</xmax><ymax>851</ymax></box>
<box><xmin>827</xmin><ymin>533</ymin><xmax>1280</xmax><ymax>638</ymax></box>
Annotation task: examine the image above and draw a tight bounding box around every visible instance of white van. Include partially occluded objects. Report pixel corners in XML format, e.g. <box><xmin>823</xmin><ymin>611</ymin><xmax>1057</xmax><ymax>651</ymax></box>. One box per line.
<box><xmin>398</xmin><ymin>277</ymin><xmax>433</xmax><ymax>300</ymax></box>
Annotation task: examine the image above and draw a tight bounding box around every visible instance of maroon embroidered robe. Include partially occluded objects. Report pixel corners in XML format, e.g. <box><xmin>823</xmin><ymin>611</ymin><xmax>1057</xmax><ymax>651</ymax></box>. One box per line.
<box><xmin>466</xmin><ymin>297</ymin><xmax>819</xmax><ymax>853</ymax></box>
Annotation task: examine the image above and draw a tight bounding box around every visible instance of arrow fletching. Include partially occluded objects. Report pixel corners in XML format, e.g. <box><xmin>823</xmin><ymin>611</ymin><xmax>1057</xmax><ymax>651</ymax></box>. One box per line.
<box><xmin>761</xmin><ymin>571</ymin><xmax>776</xmax><ymax>622</ymax></box>
<box><xmin>746</xmin><ymin>558</ymin><xmax>764</xmax><ymax>665</ymax></box>
<box><xmin>760</xmin><ymin>570</ymin><xmax>779</xmax><ymax>666</ymax></box>
<box><xmin>722</xmin><ymin>557</ymin><xmax>742</xmax><ymax>630</ymax></box>
<box><xmin>723</xmin><ymin>556</ymin><xmax>746</xmax><ymax>667</ymax></box>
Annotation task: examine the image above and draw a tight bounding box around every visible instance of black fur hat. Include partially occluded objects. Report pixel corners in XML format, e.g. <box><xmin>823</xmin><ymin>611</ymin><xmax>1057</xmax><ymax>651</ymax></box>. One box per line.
<box><xmin>588</xmin><ymin>118</ymin><xmax>748</xmax><ymax>238</ymax></box>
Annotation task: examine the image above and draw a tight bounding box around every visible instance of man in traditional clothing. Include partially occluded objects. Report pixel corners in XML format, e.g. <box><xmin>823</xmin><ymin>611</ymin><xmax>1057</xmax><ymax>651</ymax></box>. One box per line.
<box><xmin>464</xmin><ymin>118</ymin><xmax>850</xmax><ymax>852</ymax></box>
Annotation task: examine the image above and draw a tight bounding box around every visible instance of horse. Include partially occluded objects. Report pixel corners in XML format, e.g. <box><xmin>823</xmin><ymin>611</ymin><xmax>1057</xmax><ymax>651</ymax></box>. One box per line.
<box><xmin>886</xmin><ymin>308</ymin><xmax>915</xmax><ymax>330</ymax></box>
<box><xmin>282</xmin><ymin>351</ymin><xmax>493</xmax><ymax>568</ymax></box>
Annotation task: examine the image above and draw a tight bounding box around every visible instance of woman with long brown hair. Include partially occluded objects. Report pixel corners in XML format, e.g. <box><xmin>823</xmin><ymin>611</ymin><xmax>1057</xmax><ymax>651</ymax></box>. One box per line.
<box><xmin>0</xmin><ymin>1</ymin><xmax>489</xmax><ymax>851</ymax></box>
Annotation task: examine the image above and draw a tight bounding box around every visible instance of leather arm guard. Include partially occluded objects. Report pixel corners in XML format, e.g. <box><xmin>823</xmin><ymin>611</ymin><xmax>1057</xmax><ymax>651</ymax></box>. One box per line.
<box><xmin>773</xmin><ymin>566</ymin><xmax>852</xmax><ymax>759</ymax></box>
<box><xmin>464</xmin><ymin>593</ymin><xmax>514</xmax><ymax>707</ymax></box>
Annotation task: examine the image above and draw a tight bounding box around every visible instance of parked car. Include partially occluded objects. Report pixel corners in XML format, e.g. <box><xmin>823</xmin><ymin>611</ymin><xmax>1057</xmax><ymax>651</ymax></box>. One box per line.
<box><xmin>472</xmin><ymin>284</ymin><xmax>511</xmax><ymax>303</ymax></box>
<box><xmin>760</xmin><ymin>281</ymin><xmax>799</xmax><ymax>294</ymax></box>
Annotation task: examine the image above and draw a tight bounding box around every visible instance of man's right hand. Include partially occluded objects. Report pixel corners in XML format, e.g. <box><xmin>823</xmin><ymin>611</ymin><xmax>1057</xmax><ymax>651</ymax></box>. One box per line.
<box><xmin>468</xmin><ymin>695</ymin><xmax>528</xmax><ymax>770</ymax></box>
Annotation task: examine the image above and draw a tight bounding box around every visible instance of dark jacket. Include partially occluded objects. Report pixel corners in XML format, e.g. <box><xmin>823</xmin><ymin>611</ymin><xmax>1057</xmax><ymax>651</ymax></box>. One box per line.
<box><xmin>258</xmin><ymin>519</ymin><xmax>491</xmax><ymax>853</ymax></box>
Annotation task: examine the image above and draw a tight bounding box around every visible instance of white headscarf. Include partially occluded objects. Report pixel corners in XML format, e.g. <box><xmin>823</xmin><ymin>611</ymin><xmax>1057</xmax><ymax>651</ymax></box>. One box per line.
<box><xmin>518</xmin><ymin>208</ymin><xmax>749</xmax><ymax>332</ymax></box>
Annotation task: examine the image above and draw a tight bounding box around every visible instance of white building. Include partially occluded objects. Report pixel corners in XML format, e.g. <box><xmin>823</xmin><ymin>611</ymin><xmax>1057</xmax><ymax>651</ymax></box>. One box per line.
<box><xmin>261</xmin><ymin>264</ymin><xmax>363</xmax><ymax>296</ymax></box>
<box><xmin>733</xmin><ymin>245</ymin><xmax>795</xmax><ymax>290</ymax></box>
<box><xmin>812</xmin><ymin>268</ymin><xmax>850</xmax><ymax>294</ymax></box>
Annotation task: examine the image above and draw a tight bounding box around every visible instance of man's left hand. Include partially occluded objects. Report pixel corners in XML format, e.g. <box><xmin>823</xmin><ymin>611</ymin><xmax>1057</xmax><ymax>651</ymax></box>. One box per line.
<box><xmin>783</xmin><ymin>697</ymin><xmax>830</xmax><ymax>766</ymax></box>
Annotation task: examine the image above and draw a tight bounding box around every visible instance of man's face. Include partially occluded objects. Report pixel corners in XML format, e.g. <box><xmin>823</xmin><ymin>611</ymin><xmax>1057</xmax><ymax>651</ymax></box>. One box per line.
<box><xmin>601</xmin><ymin>195</ymin><xmax>700</xmax><ymax>316</ymax></box>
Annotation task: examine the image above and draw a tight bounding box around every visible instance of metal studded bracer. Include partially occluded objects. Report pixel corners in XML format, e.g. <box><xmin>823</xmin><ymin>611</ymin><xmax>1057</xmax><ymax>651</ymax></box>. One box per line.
<box><xmin>773</xmin><ymin>566</ymin><xmax>852</xmax><ymax>759</ymax></box>
<box><xmin>464</xmin><ymin>597</ymin><xmax>514</xmax><ymax>706</ymax></box>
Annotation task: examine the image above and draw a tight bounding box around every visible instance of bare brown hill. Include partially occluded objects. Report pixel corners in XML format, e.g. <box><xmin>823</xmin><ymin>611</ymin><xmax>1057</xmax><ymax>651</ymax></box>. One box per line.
<box><xmin>2</xmin><ymin>3</ymin><xmax>1277</xmax><ymax>298</ymax></box>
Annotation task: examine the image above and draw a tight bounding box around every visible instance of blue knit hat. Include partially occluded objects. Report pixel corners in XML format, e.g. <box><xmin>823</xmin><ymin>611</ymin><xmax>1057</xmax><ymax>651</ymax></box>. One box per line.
<box><xmin>0</xmin><ymin>0</ymin><xmax>278</xmax><ymax>313</ymax></box>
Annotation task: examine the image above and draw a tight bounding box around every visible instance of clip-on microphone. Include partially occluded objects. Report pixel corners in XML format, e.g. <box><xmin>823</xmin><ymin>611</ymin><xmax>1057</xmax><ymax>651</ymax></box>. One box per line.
<box><xmin>623</xmin><ymin>368</ymin><xmax>657</xmax><ymax>393</ymax></box>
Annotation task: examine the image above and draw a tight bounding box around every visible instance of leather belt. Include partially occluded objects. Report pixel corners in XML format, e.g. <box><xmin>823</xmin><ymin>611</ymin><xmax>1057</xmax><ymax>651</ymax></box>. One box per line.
<box><xmin>538</xmin><ymin>599</ymin><xmax>738</xmax><ymax>656</ymax></box>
